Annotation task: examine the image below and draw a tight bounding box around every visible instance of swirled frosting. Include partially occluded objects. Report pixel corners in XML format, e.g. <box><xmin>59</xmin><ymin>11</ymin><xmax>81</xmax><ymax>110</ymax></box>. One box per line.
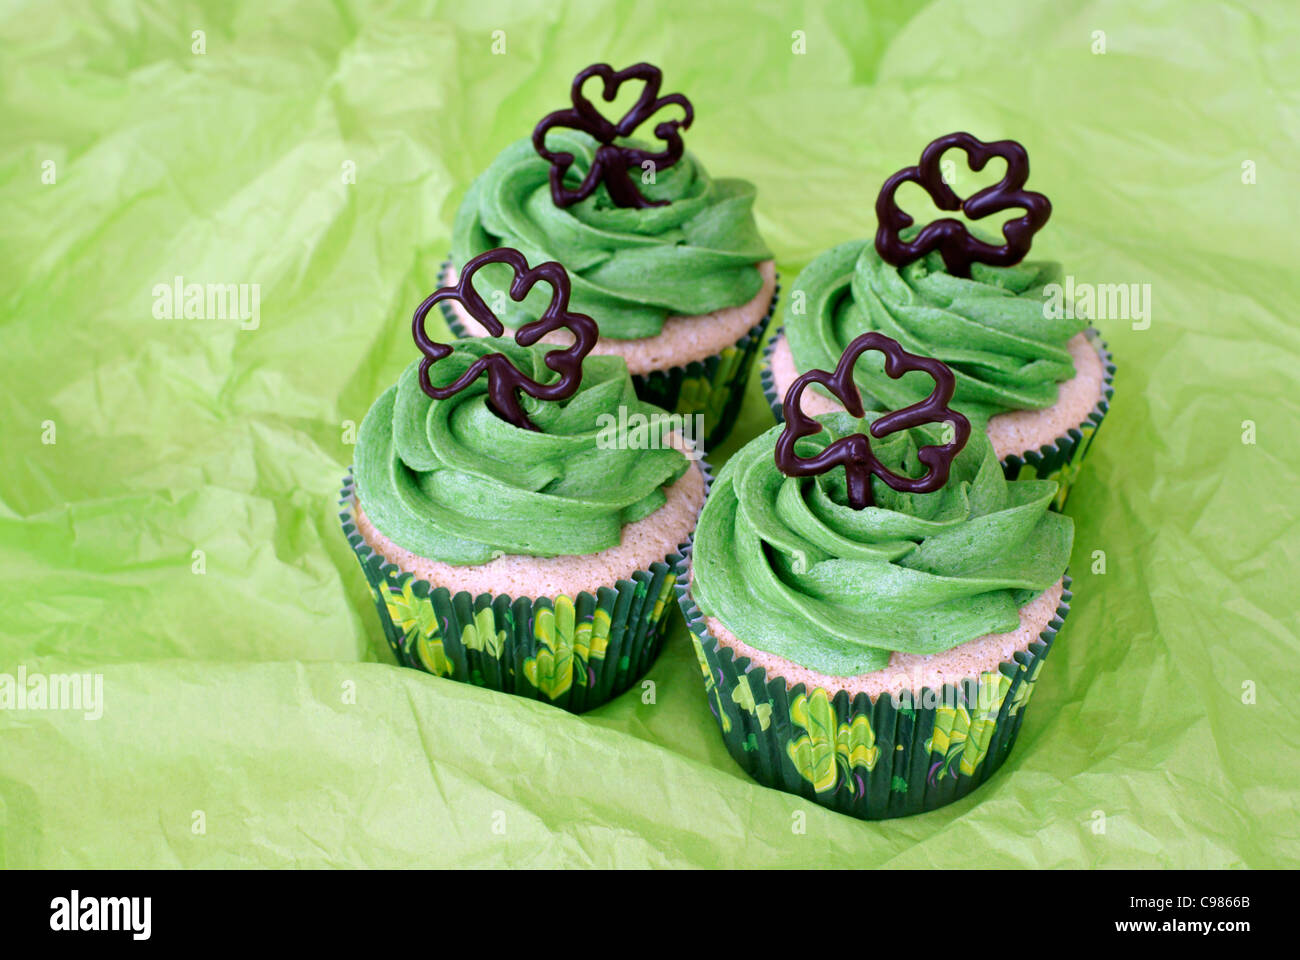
<box><xmin>451</xmin><ymin>131</ymin><xmax>771</xmax><ymax>340</ymax></box>
<box><xmin>691</xmin><ymin>412</ymin><xmax>1073</xmax><ymax>676</ymax></box>
<box><xmin>355</xmin><ymin>338</ymin><xmax>690</xmax><ymax>564</ymax></box>
<box><xmin>786</xmin><ymin>237</ymin><xmax>1086</xmax><ymax>423</ymax></box>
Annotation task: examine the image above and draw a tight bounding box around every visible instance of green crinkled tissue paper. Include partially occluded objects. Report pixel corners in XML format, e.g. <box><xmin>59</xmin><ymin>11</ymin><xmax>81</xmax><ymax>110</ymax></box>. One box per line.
<box><xmin>1</xmin><ymin>0</ymin><xmax>1297</xmax><ymax>867</ymax></box>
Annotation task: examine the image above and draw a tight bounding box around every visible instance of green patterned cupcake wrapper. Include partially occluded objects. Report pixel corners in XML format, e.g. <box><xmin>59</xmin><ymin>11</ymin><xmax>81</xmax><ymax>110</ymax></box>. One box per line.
<box><xmin>440</xmin><ymin>257</ymin><xmax>778</xmax><ymax>451</ymax></box>
<box><xmin>760</xmin><ymin>327</ymin><xmax>1115</xmax><ymax>510</ymax></box>
<box><xmin>340</xmin><ymin>472</ymin><xmax>698</xmax><ymax>713</ymax></box>
<box><xmin>1000</xmin><ymin>331</ymin><xmax>1115</xmax><ymax>508</ymax></box>
<box><xmin>674</xmin><ymin>549</ymin><xmax>1072</xmax><ymax>820</ymax></box>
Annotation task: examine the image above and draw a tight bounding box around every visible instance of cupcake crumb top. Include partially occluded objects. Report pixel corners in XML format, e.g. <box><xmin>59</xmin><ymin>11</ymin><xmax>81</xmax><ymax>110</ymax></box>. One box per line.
<box><xmin>354</xmin><ymin>444</ymin><xmax>706</xmax><ymax>598</ymax></box>
<box><xmin>702</xmin><ymin>578</ymin><xmax>1064</xmax><ymax>699</ymax></box>
<box><xmin>445</xmin><ymin>260</ymin><xmax>776</xmax><ymax>374</ymax></box>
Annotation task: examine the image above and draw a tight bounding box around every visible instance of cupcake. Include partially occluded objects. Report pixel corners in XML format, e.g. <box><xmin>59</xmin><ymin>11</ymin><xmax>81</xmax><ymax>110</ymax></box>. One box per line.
<box><xmin>444</xmin><ymin>62</ymin><xmax>777</xmax><ymax>450</ymax></box>
<box><xmin>681</xmin><ymin>331</ymin><xmax>1073</xmax><ymax>818</ymax></box>
<box><xmin>341</xmin><ymin>248</ymin><xmax>707</xmax><ymax>712</ymax></box>
<box><xmin>764</xmin><ymin>132</ymin><xmax>1114</xmax><ymax>508</ymax></box>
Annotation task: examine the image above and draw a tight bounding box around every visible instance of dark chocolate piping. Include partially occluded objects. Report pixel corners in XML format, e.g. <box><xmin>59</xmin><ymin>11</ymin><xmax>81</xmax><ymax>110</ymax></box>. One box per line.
<box><xmin>412</xmin><ymin>247</ymin><xmax>598</xmax><ymax>431</ymax></box>
<box><xmin>875</xmin><ymin>132</ymin><xmax>1050</xmax><ymax>278</ymax></box>
<box><xmin>775</xmin><ymin>331</ymin><xmax>971</xmax><ymax>509</ymax></box>
<box><xmin>532</xmin><ymin>62</ymin><xmax>693</xmax><ymax>209</ymax></box>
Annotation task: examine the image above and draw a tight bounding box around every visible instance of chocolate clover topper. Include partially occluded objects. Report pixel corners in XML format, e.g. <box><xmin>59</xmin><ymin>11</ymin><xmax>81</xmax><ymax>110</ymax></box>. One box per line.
<box><xmin>875</xmin><ymin>132</ymin><xmax>1051</xmax><ymax>278</ymax></box>
<box><xmin>532</xmin><ymin>62</ymin><xmax>694</xmax><ymax>209</ymax></box>
<box><xmin>411</xmin><ymin>247</ymin><xmax>597</xmax><ymax>431</ymax></box>
<box><xmin>775</xmin><ymin>332</ymin><xmax>971</xmax><ymax>509</ymax></box>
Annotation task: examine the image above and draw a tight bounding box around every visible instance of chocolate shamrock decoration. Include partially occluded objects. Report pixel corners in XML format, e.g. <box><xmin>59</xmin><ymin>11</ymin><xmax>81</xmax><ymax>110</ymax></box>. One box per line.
<box><xmin>411</xmin><ymin>247</ymin><xmax>597</xmax><ymax>431</ymax></box>
<box><xmin>875</xmin><ymin>132</ymin><xmax>1051</xmax><ymax>278</ymax></box>
<box><xmin>775</xmin><ymin>332</ymin><xmax>971</xmax><ymax>509</ymax></box>
<box><xmin>532</xmin><ymin>62</ymin><xmax>694</xmax><ymax>209</ymax></box>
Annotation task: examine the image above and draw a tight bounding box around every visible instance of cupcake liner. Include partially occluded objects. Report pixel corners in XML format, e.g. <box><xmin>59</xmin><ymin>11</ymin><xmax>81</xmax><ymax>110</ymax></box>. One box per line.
<box><xmin>340</xmin><ymin>455</ymin><xmax>709</xmax><ymax>713</ymax></box>
<box><xmin>673</xmin><ymin>547</ymin><xmax>1072</xmax><ymax>820</ymax></box>
<box><xmin>631</xmin><ymin>279</ymin><xmax>778</xmax><ymax>450</ymax></box>
<box><xmin>439</xmin><ymin>256</ymin><xmax>778</xmax><ymax>451</ymax></box>
<box><xmin>1001</xmin><ymin>330</ymin><xmax>1115</xmax><ymax>509</ymax></box>
<box><xmin>757</xmin><ymin>323</ymin><xmax>785</xmax><ymax>423</ymax></box>
<box><xmin>760</xmin><ymin>326</ymin><xmax>1116</xmax><ymax>510</ymax></box>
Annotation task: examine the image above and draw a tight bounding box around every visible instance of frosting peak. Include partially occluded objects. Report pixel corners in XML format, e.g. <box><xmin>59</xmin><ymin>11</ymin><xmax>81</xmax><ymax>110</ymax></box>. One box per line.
<box><xmin>786</xmin><ymin>238</ymin><xmax>1086</xmax><ymax>423</ymax></box>
<box><xmin>453</xmin><ymin>131</ymin><xmax>771</xmax><ymax>339</ymax></box>
<box><xmin>355</xmin><ymin>338</ymin><xmax>690</xmax><ymax>565</ymax></box>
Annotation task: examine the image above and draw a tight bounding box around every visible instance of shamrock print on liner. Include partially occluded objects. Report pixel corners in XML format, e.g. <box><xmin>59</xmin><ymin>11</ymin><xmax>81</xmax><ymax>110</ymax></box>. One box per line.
<box><xmin>411</xmin><ymin>247</ymin><xmax>598</xmax><ymax>431</ymax></box>
<box><xmin>775</xmin><ymin>331</ymin><xmax>971</xmax><ymax>509</ymax></box>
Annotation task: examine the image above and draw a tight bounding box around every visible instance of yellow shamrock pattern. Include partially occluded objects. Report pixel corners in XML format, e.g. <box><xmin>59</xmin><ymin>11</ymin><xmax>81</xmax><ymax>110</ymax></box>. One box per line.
<box><xmin>381</xmin><ymin>581</ymin><xmax>454</xmax><ymax>678</ymax></box>
<box><xmin>925</xmin><ymin>673</ymin><xmax>1014</xmax><ymax>779</ymax></box>
<box><xmin>787</xmin><ymin>688</ymin><xmax>879</xmax><ymax>794</ymax></box>
<box><xmin>522</xmin><ymin>596</ymin><xmax>613</xmax><ymax>701</ymax></box>
<box><xmin>691</xmin><ymin>635</ymin><xmax>731</xmax><ymax>734</ymax></box>
<box><xmin>730</xmin><ymin>674</ymin><xmax>773</xmax><ymax>731</ymax></box>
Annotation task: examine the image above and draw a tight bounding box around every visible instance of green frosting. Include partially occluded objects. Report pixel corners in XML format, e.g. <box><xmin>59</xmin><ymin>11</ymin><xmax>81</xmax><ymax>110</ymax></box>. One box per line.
<box><xmin>785</xmin><ymin>238</ymin><xmax>1086</xmax><ymax>424</ymax></box>
<box><xmin>451</xmin><ymin>131</ymin><xmax>771</xmax><ymax>340</ymax></box>
<box><xmin>691</xmin><ymin>413</ymin><xmax>1072</xmax><ymax>676</ymax></box>
<box><xmin>355</xmin><ymin>338</ymin><xmax>690</xmax><ymax>565</ymax></box>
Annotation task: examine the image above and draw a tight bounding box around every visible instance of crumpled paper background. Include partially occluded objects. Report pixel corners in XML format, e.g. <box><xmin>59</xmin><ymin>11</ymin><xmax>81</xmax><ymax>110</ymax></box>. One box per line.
<box><xmin>2</xmin><ymin>0</ymin><xmax>1297</xmax><ymax>868</ymax></box>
